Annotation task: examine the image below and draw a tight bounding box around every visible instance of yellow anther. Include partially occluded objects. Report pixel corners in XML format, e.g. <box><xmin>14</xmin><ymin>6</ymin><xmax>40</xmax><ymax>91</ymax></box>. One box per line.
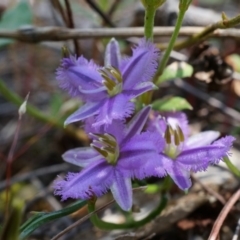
<box><xmin>174</xmin><ymin>130</ymin><xmax>180</xmax><ymax>146</ymax></box>
<box><xmin>177</xmin><ymin>125</ymin><xmax>185</xmax><ymax>142</ymax></box>
<box><xmin>164</xmin><ymin>126</ymin><xmax>172</xmax><ymax>144</ymax></box>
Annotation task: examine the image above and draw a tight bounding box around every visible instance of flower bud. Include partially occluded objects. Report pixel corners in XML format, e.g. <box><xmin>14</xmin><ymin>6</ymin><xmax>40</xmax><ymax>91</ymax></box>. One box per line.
<box><xmin>141</xmin><ymin>0</ymin><xmax>166</xmax><ymax>10</ymax></box>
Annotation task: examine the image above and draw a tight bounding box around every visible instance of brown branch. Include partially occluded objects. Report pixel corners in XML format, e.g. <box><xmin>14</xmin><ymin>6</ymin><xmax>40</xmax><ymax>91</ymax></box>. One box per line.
<box><xmin>85</xmin><ymin>0</ymin><xmax>115</xmax><ymax>27</ymax></box>
<box><xmin>208</xmin><ymin>189</ymin><xmax>240</xmax><ymax>240</ymax></box>
<box><xmin>191</xmin><ymin>174</ymin><xmax>226</xmax><ymax>205</ymax></box>
<box><xmin>0</xmin><ymin>163</ymin><xmax>69</xmax><ymax>190</ymax></box>
<box><xmin>2</xmin><ymin>26</ymin><xmax>240</xmax><ymax>43</ymax></box>
<box><xmin>107</xmin><ymin>0</ymin><xmax>121</xmax><ymax>18</ymax></box>
<box><xmin>64</xmin><ymin>0</ymin><xmax>80</xmax><ymax>55</ymax></box>
<box><xmin>50</xmin><ymin>0</ymin><xmax>69</xmax><ymax>26</ymax></box>
<box><xmin>173</xmin><ymin>13</ymin><xmax>240</xmax><ymax>50</ymax></box>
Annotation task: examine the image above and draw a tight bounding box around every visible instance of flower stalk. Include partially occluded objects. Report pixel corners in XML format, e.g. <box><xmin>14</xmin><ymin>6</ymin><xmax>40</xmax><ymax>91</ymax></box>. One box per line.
<box><xmin>155</xmin><ymin>0</ymin><xmax>192</xmax><ymax>82</ymax></box>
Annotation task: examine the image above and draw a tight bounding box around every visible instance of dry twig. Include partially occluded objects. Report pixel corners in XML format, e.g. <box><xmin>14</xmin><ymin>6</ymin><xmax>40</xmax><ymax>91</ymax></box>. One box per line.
<box><xmin>85</xmin><ymin>0</ymin><xmax>115</xmax><ymax>27</ymax></box>
<box><xmin>191</xmin><ymin>174</ymin><xmax>226</xmax><ymax>205</ymax></box>
<box><xmin>208</xmin><ymin>189</ymin><xmax>240</xmax><ymax>240</ymax></box>
<box><xmin>64</xmin><ymin>0</ymin><xmax>80</xmax><ymax>55</ymax></box>
<box><xmin>2</xmin><ymin>27</ymin><xmax>240</xmax><ymax>43</ymax></box>
<box><xmin>50</xmin><ymin>199</ymin><xmax>115</xmax><ymax>240</ymax></box>
<box><xmin>0</xmin><ymin>163</ymin><xmax>69</xmax><ymax>190</ymax></box>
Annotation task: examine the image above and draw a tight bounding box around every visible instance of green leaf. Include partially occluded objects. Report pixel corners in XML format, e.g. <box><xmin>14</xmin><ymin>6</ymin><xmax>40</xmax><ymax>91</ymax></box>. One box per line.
<box><xmin>157</xmin><ymin>61</ymin><xmax>193</xmax><ymax>84</ymax></box>
<box><xmin>0</xmin><ymin>200</ymin><xmax>23</xmax><ymax>240</ymax></box>
<box><xmin>224</xmin><ymin>156</ymin><xmax>240</xmax><ymax>178</ymax></box>
<box><xmin>152</xmin><ymin>96</ymin><xmax>193</xmax><ymax>111</ymax></box>
<box><xmin>19</xmin><ymin>200</ymin><xmax>87</xmax><ymax>240</ymax></box>
<box><xmin>50</xmin><ymin>93</ymin><xmax>63</xmax><ymax>115</ymax></box>
<box><xmin>0</xmin><ymin>0</ymin><xmax>33</xmax><ymax>47</ymax></box>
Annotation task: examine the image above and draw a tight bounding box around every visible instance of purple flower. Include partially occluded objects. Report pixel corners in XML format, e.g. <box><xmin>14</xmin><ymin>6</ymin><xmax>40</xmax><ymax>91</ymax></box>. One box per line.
<box><xmin>56</xmin><ymin>38</ymin><xmax>159</xmax><ymax>128</ymax></box>
<box><xmin>149</xmin><ymin>112</ymin><xmax>235</xmax><ymax>190</ymax></box>
<box><xmin>54</xmin><ymin>107</ymin><xmax>164</xmax><ymax>211</ymax></box>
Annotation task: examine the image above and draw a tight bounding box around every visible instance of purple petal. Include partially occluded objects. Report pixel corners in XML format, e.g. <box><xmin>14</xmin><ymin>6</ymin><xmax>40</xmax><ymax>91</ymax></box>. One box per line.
<box><xmin>121</xmin><ymin>39</ymin><xmax>159</xmax><ymax>89</ymax></box>
<box><xmin>185</xmin><ymin>131</ymin><xmax>220</xmax><ymax>149</ymax></box>
<box><xmin>93</xmin><ymin>94</ymin><xmax>135</xmax><ymax>128</ymax></box>
<box><xmin>103</xmin><ymin>120</ymin><xmax>126</xmax><ymax>144</ymax></box>
<box><xmin>64</xmin><ymin>101</ymin><xmax>102</xmax><ymax>126</ymax></box>
<box><xmin>78</xmin><ymin>86</ymin><xmax>107</xmax><ymax>101</ymax></box>
<box><xmin>124</xmin><ymin>106</ymin><xmax>151</xmax><ymax>140</ymax></box>
<box><xmin>119</xmin><ymin>132</ymin><xmax>164</xmax><ymax>179</ymax></box>
<box><xmin>177</xmin><ymin>136</ymin><xmax>235</xmax><ymax>171</ymax></box>
<box><xmin>62</xmin><ymin>147</ymin><xmax>102</xmax><ymax>167</ymax></box>
<box><xmin>54</xmin><ymin>160</ymin><xmax>113</xmax><ymax>200</ymax></box>
<box><xmin>56</xmin><ymin>56</ymin><xmax>103</xmax><ymax>98</ymax></box>
<box><xmin>110</xmin><ymin>172</ymin><xmax>132</xmax><ymax>211</ymax></box>
<box><xmin>164</xmin><ymin>112</ymin><xmax>189</xmax><ymax>138</ymax></box>
<box><xmin>104</xmin><ymin>38</ymin><xmax>121</xmax><ymax>68</ymax></box>
<box><xmin>123</xmin><ymin>82</ymin><xmax>157</xmax><ymax>97</ymax></box>
<box><xmin>149</xmin><ymin>111</ymin><xmax>189</xmax><ymax>139</ymax></box>
<box><xmin>209</xmin><ymin>136</ymin><xmax>235</xmax><ymax>163</ymax></box>
<box><xmin>167</xmin><ymin>162</ymin><xmax>192</xmax><ymax>190</ymax></box>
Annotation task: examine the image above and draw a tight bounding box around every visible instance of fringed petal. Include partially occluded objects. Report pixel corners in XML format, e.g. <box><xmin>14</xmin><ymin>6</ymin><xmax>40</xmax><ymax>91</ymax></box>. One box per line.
<box><xmin>177</xmin><ymin>136</ymin><xmax>235</xmax><ymax>172</ymax></box>
<box><xmin>93</xmin><ymin>94</ymin><xmax>135</xmax><ymax>128</ymax></box>
<box><xmin>62</xmin><ymin>147</ymin><xmax>102</xmax><ymax>167</ymax></box>
<box><xmin>185</xmin><ymin>131</ymin><xmax>220</xmax><ymax>149</ymax></box>
<box><xmin>123</xmin><ymin>82</ymin><xmax>157</xmax><ymax>97</ymax></box>
<box><xmin>104</xmin><ymin>38</ymin><xmax>121</xmax><ymax>68</ymax></box>
<box><xmin>167</xmin><ymin>163</ymin><xmax>192</xmax><ymax>190</ymax></box>
<box><xmin>64</xmin><ymin>101</ymin><xmax>102</xmax><ymax>126</ymax></box>
<box><xmin>56</xmin><ymin>56</ymin><xmax>104</xmax><ymax>99</ymax></box>
<box><xmin>121</xmin><ymin>39</ymin><xmax>159</xmax><ymax>89</ymax></box>
<box><xmin>119</xmin><ymin>132</ymin><xmax>164</xmax><ymax>179</ymax></box>
<box><xmin>124</xmin><ymin>106</ymin><xmax>151</xmax><ymax>140</ymax></box>
<box><xmin>110</xmin><ymin>172</ymin><xmax>132</xmax><ymax>211</ymax></box>
<box><xmin>54</xmin><ymin>160</ymin><xmax>113</xmax><ymax>200</ymax></box>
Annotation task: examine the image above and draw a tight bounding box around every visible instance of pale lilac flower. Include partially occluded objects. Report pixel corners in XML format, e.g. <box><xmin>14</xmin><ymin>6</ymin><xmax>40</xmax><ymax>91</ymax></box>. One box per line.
<box><xmin>54</xmin><ymin>107</ymin><xmax>165</xmax><ymax>211</ymax></box>
<box><xmin>149</xmin><ymin>112</ymin><xmax>235</xmax><ymax>190</ymax></box>
<box><xmin>56</xmin><ymin>38</ymin><xmax>159</xmax><ymax>128</ymax></box>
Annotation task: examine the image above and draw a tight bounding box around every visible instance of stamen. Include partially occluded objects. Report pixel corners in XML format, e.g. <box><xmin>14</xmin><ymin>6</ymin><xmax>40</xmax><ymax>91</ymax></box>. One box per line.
<box><xmin>174</xmin><ymin>130</ymin><xmax>180</xmax><ymax>146</ymax></box>
<box><xmin>90</xmin><ymin>133</ymin><xmax>119</xmax><ymax>165</ymax></box>
<box><xmin>91</xmin><ymin>144</ymin><xmax>108</xmax><ymax>158</ymax></box>
<box><xmin>108</xmin><ymin>67</ymin><xmax>122</xmax><ymax>83</ymax></box>
<box><xmin>164</xmin><ymin>124</ymin><xmax>185</xmax><ymax>159</ymax></box>
<box><xmin>169</xmin><ymin>125</ymin><xmax>174</xmax><ymax>135</ymax></box>
<box><xmin>98</xmin><ymin>66</ymin><xmax>123</xmax><ymax>97</ymax></box>
<box><xmin>177</xmin><ymin>125</ymin><xmax>185</xmax><ymax>142</ymax></box>
<box><xmin>164</xmin><ymin>126</ymin><xmax>172</xmax><ymax>144</ymax></box>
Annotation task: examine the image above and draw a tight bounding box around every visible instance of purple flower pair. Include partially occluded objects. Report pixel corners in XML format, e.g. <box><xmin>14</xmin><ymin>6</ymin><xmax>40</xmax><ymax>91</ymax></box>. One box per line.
<box><xmin>54</xmin><ymin>38</ymin><xmax>235</xmax><ymax>211</ymax></box>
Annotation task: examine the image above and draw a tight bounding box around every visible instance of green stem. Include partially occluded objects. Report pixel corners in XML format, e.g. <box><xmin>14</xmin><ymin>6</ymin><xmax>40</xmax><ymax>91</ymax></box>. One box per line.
<box><xmin>144</xmin><ymin>6</ymin><xmax>156</xmax><ymax>40</ymax></box>
<box><xmin>0</xmin><ymin>80</ymin><xmax>86</xmax><ymax>140</ymax></box>
<box><xmin>139</xmin><ymin>4</ymin><xmax>157</xmax><ymax>104</ymax></box>
<box><xmin>88</xmin><ymin>194</ymin><xmax>167</xmax><ymax>230</ymax></box>
<box><xmin>155</xmin><ymin>0</ymin><xmax>192</xmax><ymax>81</ymax></box>
<box><xmin>173</xmin><ymin>13</ymin><xmax>240</xmax><ymax>50</ymax></box>
<box><xmin>224</xmin><ymin>156</ymin><xmax>240</xmax><ymax>178</ymax></box>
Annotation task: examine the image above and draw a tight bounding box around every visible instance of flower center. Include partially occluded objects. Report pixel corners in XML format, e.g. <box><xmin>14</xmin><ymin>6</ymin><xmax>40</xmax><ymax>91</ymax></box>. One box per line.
<box><xmin>98</xmin><ymin>66</ymin><xmax>123</xmax><ymax>97</ymax></box>
<box><xmin>90</xmin><ymin>133</ymin><xmax>119</xmax><ymax>165</ymax></box>
<box><xmin>164</xmin><ymin>125</ymin><xmax>185</xmax><ymax>159</ymax></box>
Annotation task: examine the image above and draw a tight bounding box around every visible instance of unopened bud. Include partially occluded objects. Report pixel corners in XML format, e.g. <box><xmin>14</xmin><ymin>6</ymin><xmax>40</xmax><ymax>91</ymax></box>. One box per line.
<box><xmin>61</xmin><ymin>46</ymin><xmax>70</xmax><ymax>58</ymax></box>
<box><xmin>141</xmin><ymin>0</ymin><xmax>166</xmax><ymax>10</ymax></box>
<box><xmin>18</xmin><ymin>93</ymin><xmax>29</xmax><ymax>118</ymax></box>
